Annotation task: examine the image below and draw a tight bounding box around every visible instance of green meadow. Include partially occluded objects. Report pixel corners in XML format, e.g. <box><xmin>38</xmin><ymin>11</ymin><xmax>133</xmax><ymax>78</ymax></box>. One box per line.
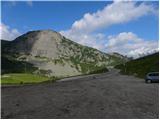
<box><xmin>1</xmin><ymin>73</ymin><xmax>50</xmax><ymax>85</ymax></box>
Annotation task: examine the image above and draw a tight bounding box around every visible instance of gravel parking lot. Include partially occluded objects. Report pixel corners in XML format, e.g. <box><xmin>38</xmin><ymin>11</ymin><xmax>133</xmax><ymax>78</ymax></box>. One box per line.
<box><xmin>1</xmin><ymin>69</ymin><xmax>159</xmax><ymax>118</ymax></box>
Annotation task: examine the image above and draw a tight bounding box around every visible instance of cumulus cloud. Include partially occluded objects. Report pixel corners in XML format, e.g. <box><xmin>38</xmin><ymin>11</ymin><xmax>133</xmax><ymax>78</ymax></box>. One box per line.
<box><xmin>62</xmin><ymin>1</ymin><xmax>156</xmax><ymax>34</ymax></box>
<box><xmin>0</xmin><ymin>23</ymin><xmax>21</xmax><ymax>40</ymax></box>
<box><xmin>105</xmin><ymin>32</ymin><xmax>158</xmax><ymax>58</ymax></box>
<box><xmin>61</xmin><ymin>29</ymin><xmax>108</xmax><ymax>51</ymax></box>
<box><xmin>60</xmin><ymin>1</ymin><xmax>158</xmax><ymax>58</ymax></box>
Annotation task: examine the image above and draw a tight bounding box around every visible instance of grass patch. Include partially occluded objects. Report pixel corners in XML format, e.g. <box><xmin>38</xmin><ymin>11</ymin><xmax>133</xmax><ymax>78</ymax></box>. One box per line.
<box><xmin>1</xmin><ymin>73</ymin><xmax>50</xmax><ymax>84</ymax></box>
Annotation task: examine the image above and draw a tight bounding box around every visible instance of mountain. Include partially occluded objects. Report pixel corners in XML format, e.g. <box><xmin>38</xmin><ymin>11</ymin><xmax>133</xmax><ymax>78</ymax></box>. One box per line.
<box><xmin>109</xmin><ymin>52</ymin><xmax>128</xmax><ymax>59</ymax></box>
<box><xmin>115</xmin><ymin>52</ymin><xmax>159</xmax><ymax>78</ymax></box>
<box><xmin>2</xmin><ymin>30</ymin><xmax>127</xmax><ymax>78</ymax></box>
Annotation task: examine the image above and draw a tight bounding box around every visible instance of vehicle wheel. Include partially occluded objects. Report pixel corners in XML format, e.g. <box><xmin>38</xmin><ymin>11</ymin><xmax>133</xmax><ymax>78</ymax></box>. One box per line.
<box><xmin>147</xmin><ymin>79</ymin><xmax>151</xmax><ymax>83</ymax></box>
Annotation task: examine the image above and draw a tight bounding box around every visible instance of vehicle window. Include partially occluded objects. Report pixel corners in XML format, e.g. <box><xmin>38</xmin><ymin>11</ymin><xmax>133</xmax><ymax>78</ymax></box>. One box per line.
<box><xmin>149</xmin><ymin>73</ymin><xmax>159</xmax><ymax>76</ymax></box>
<box><xmin>154</xmin><ymin>73</ymin><xmax>159</xmax><ymax>76</ymax></box>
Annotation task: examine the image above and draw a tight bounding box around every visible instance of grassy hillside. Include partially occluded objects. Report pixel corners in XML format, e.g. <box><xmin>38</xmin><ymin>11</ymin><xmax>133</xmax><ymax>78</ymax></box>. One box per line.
<box><xmin>115</xmin><ymin>52</ymin><xmax>159</xmax><ymax>78</ymax></box>
<box><xmin>1</xmin><ymin>56</ymin><xmax>37</xmax><ymax>74</ymax></box>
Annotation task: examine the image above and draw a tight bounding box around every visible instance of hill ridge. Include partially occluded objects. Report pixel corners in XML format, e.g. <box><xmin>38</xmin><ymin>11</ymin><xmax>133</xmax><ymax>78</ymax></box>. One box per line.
<box><xmin>2</xmin><ymin>30</ymin><xmax>127</xmax><ymax>77</ymax></box>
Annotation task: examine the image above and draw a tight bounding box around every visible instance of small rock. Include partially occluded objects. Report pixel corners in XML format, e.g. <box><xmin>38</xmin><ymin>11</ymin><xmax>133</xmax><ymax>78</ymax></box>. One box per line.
<box><xmin>16</xmin><ymin>103</ymin><xmax>19</xmax><ymax>107</ymax></box>
<box><xmin>100</xmin><ymin>108</ymin><xmax>104</xmax><ymax>110</ymax></box>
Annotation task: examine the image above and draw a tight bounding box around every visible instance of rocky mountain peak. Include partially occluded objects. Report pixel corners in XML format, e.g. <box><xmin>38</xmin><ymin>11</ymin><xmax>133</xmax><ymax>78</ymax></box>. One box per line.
<box><xmin>9</xmin><ymin>30</ymin><xmax>65</xmax><ymax>57</ymax></box>
<box><xmin>14</xmin><ymin>29</ymin><xmax>63</xmax><ymax>43</ymax></box>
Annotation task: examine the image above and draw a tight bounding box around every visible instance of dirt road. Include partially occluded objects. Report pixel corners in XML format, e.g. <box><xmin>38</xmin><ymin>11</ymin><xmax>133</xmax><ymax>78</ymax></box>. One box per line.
<box><xmin>1</xmin><ymin>69</ymin><xmax>159</xmax><ymax>118</ymax></box>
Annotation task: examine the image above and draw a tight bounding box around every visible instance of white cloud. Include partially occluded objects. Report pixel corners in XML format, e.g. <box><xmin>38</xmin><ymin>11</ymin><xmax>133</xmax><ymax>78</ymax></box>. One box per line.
<box><xmin>26</xmin><ymin>1</ymin><xmax>33</xmax><ymax>7</ymax></box>
<box><xmin>0</xmin><ymin>23</ymin><xmax>21</xmax><ymax>41</ymax></box>
<box><xmin>62</xmin><ymin>1</ymin><xmax>156</xmax><ymax>34</ymax></box>
<box><xmin>106</xmin><ymin>32</ymin><xmax>142</xmax><ymax>47</ymax></box>
<box><xmin>62</xmin><ymin>30</ymin><xmax>158</xmax><ymax>58</ymax></box>
<box><xmin>60</xmin><ymin>1</ymin><xmax>158</xmax><ymax>58</ymax></box>
<box><xmin>61</xmin><ymin>30</ymin><xmax>106</xmax><ymax>50</ymax></box>
<box><xmin>105</xmin><ymin>32</ymin><xmax>158</xmax><ymax>58</ymax></box>
<box><xmin>8</xmin><ymin>1</ymin><xmax>33</xmax><ymax>7</ymax></box>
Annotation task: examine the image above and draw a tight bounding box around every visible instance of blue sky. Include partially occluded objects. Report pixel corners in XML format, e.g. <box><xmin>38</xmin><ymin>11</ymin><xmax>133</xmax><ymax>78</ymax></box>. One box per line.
<box><xmin>1</xmin><ymin>1</ymin><xmax>159</xmax><ymax>57</ymax></box>
<box><xmin>1</xmin><ymin>2</ymin><xmax>112</xmax><ymax>32</ymax></box>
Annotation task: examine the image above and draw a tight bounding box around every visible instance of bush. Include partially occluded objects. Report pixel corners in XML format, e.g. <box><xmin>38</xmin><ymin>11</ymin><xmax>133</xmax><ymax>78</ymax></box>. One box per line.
<box><xmin>20</xmin><ymin>81</ymin><xmax>23</xmax><ymax>84</ymax></box>
<box><xmin>89</xmin><ymin>67</ymin><xmax>108</xmax><ymax>74</ymax></box>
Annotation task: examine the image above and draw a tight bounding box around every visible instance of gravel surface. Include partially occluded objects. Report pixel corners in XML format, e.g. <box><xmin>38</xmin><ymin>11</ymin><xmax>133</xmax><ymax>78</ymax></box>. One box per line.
<box><xmin>1</xmin><ymin>69</ymin><xmax>159</xmax><ymax>119</ymax></box>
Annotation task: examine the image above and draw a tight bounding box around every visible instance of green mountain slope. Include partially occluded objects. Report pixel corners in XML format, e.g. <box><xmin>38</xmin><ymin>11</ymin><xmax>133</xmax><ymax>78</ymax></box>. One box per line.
<box><xmin>2</xmin><ymin>30</ymin><xmax>127</xmax><ymax>79</ymax></box>
<box><xmin>115</xmin><ymin>52</ymin><xmax>159</xmax><ymax>78</ymax></box>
